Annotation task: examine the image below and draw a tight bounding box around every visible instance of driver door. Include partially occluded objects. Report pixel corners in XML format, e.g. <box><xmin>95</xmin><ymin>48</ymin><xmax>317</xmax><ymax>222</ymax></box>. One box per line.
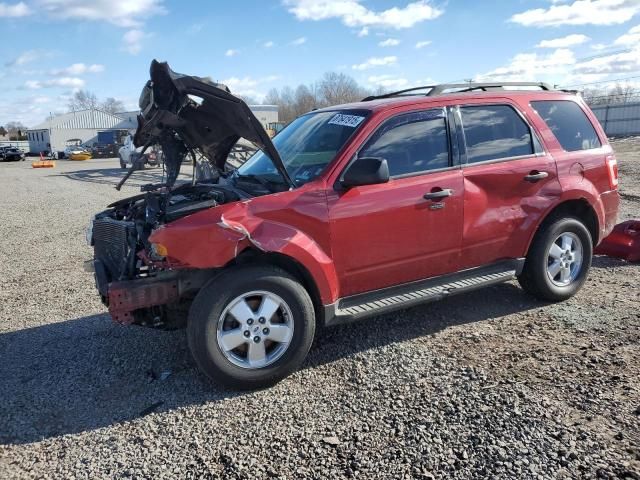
<box><xmin>327</xmin><ymin>108</ymin><xmax>464</xmax><ymax>297</ymax></box>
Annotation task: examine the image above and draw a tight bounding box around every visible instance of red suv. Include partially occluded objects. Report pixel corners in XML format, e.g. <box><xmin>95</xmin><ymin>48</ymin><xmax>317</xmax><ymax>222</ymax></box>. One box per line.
<box><xmin>89</xmin><ymin>61</ymin><xmax>619</xmax><ymax>389</ymax></box>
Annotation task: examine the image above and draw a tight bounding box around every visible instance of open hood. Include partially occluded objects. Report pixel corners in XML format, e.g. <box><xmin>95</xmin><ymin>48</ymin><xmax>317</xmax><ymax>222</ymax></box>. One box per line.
<box><xmin>133</xmin><ymin>60</ymin><xmax>293</xmax><ymax>188</ymax></box>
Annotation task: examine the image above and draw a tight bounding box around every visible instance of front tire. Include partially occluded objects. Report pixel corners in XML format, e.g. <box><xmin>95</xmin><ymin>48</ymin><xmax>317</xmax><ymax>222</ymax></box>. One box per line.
<box><xmin>187</xmin><ymin>266</ymin><xmax>315</xmax><ymax>389</ymax></box>
<box><xmin>119</xmin><ymin>155</ymin><xmax>126</xmax><ymax>169</ymax></box>
<box><xmin>518</xmin><ymin>217</ymin><xmax>593</xmax><ymax>302</ymax></box>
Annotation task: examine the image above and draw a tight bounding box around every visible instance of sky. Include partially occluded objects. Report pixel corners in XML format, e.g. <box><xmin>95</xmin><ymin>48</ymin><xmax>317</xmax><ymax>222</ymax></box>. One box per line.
<box><xmin>1</xmin><ymin>0</ymin><xmax>639</xmax><ymax>127</ymax></box>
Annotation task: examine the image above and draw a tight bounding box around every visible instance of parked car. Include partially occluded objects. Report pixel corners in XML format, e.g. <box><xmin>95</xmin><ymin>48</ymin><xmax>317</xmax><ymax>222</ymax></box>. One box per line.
<box><xmin>87</xmin><ymin>61</ymin><xmax>620</xmax><ymax>389</ymax></box>
<box><xmin>118</xmin><ymin>135</ymin><xmax>144</xmax><ymax>169</ymax></box>
<box><xmin>91</xmin><ymin>143</ymin><xmax>118</xmax><ymax>158</ymax></box>
<box><xmin>58</xmin><ymin>138</ymin><xmax>91</xmax><ymax>160</ymax></box>
<box><xmin>0</xmin><ymin>146</ymin><xmax>25</xmax><ymax>161</ymax></box>
<box><xmin>67</xmin><ymin>149</ymin><xmax>92</xmax><ymax>161</ymax></box>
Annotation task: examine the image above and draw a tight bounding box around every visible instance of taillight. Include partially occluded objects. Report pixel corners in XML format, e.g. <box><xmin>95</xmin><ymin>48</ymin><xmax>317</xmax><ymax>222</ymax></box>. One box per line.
<box><xmin>606</xmin><ymin>155</ymin><xmax>618</xmax><ymax>190</ymax></box>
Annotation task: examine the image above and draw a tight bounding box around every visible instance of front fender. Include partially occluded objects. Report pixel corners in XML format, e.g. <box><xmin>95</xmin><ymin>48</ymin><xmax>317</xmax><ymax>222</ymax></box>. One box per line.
<box><xmin>149</xmin><ymin>202</ymin><xmax>338</xmax><ymax>304</ymax></box>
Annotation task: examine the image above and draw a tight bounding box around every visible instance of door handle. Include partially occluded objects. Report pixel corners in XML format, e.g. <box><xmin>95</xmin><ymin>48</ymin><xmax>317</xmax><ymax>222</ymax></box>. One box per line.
<box><xmin>524</xmin><ymin>171</ymin><xmax>549</xmax><ymax>182</ymax></box>
<box><xmin>423</xmin><ymin>189</ymin><xmax>453</xmax><ymax>200</ymax></box>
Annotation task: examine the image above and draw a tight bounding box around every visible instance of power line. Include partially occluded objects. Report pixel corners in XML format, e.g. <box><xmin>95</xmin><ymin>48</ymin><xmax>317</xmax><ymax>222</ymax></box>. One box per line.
<box><xmin>573</xmin><ymin>48</ymin><xmax>633</xmax><ymax>64</ymax></box>
<box><xmin>560</xmin><ymin>75</ymin><xmax>640</xmax><ymax>89</ymax></box>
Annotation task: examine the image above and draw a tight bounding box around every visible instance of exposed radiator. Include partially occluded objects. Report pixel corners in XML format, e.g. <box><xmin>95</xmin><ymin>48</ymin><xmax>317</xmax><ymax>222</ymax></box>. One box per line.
<box><xmin>92</xmin><ymin>217</ymin><xmax>136</xmax><ymax>282</ymax></box>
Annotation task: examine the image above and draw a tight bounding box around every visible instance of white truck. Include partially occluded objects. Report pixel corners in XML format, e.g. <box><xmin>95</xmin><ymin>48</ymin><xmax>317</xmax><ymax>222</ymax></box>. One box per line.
<box><xmin>118</xmin><ymin>135</ymin><xmax>162</xmax><ymax>169</ymax></box>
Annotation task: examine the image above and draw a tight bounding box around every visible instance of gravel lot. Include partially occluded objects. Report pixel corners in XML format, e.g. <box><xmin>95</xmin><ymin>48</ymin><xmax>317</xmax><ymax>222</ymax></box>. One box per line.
<box><xmin>0</xmin><ymin>143</ymin><xmax>639</xmax><ymax>479</ymax></box>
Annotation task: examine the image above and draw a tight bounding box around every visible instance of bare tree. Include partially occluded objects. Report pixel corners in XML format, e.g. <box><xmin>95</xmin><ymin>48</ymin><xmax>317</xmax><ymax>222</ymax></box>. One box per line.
<box><xmin>68</xmin><ymin>90</ymin><xmax>99</xmax><ymax>112</ymax></box>
<box><xmin>5</xmin><ymin>121</ymin><xmax>27</xmax><ymax>139</ymax></box>
<box><xmin>263</xmin><ymin>72</ymin><xmax>374</xmax><ymax>123</ymax></box>
<box><xmin>0</xmin><ymin>126</ymin><xmax>7</xmax><ymax>137</ymax></box>
<box><xmin>317</xmin><ymin>72</ymin><xmax>365</xmax><ymax>107</ymax></box>
<box><xmin>264</xmin><ymin>88</ymin><xmax>281</xmax><ymax>106</ymax></box>
<box><xmin>101</xmin><ymin>97</ymin><xmax>125</xmax><ymax>115</ymax></box>
<box><xmin>582</xmin><ymin>83</ymin><xmax>640</xmax><ymax>106</ymax></box>
<box><xmin>293</xmin><ymin>84</ymin><xmax>317</xmax><ymax>117</ymax></box>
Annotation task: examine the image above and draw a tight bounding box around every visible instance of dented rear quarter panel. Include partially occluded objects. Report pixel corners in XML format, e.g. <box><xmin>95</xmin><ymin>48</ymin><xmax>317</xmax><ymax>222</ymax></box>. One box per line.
<box><xmin>524</xmin><ymin>95</ymin><xmax>619</xmax><ymax>245</ymax></box>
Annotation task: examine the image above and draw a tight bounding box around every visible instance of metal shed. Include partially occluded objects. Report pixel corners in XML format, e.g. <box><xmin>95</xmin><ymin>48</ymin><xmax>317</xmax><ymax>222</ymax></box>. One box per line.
<box><xmin>26</xmin><ymin>109</ymin><xmax>134</xmax><ymax>154</ymax></box>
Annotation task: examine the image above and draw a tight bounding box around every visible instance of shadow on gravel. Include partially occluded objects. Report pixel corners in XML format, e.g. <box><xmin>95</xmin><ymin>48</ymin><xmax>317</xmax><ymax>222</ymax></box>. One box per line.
<box><xmin>51</xmin><ymin>167</ymin><xmax>167</xmax><ymax>187</ymax></box>
<box><xmin>591</xmin><ymin>255</ymin><xmax>638</xmax><ymax>269</ymax></box>
<box><xmin>0</xmin><ymin>283</ymin><xmax>545</xmax><ymax>445</ymax></box>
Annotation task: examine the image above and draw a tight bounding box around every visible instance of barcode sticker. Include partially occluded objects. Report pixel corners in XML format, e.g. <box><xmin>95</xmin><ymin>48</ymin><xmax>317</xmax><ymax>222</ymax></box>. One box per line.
<box><xmin>328</xmin><ymin>113</ymin><xmax>366</xmax><ymax>128</ymax></box>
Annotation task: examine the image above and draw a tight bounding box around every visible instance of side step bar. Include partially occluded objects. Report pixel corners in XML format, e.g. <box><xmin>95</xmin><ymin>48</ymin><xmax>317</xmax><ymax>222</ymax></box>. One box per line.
<box><xmin>324</xmin><ymin>260</ymin><xmax>524</xmax><ymax>326</ymax></box>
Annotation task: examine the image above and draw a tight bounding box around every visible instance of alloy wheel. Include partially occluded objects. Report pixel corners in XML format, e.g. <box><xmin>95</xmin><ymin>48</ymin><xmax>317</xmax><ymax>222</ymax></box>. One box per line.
<box><xmin>216</xmin><ymin>290</ymin><xmax>294</xmax><ymax>369</ymax></box>
<box><xmin>546</xmin><ymin>232</ymin><xmax>584</xmax><ymax>287</ymax></box>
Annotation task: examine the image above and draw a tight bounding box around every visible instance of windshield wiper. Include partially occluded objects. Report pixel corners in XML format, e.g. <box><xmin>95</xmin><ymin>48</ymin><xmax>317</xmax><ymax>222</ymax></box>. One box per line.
<box><xmin>232</xmin><ymin>172</ymin><xmax>276</xmax><ymax>192</ymax></box>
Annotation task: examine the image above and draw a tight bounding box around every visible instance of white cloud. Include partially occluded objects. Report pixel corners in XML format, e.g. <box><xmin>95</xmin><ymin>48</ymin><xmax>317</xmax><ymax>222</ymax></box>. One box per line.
<box><xmin>476</xmin><ymin>42</ymin><xmax>640</xmax><ymax>88</ymax></box>
<box><xmin>291</xmin><ymin>36</ymin><xmax>307</xmax><ymax>45</ymax></box>
<box><xmin>284</xmin><ymin>0</ymin><xmax>443</xmax><ymax>29</ymax></box>
<box><xmin>476</xmin><ymin>49</ymin><xmax>576</xmax><ymax>82</ymax></box>
<box><xmin>35</xmin><ymin>0</ymin><xmax>166</xmax><ymax>28</ymax></box>
<box><xmin>24</xmin><ymin>80</ymin><xmax>41</xmax><ymax>89</ymax></box>
<box><xmin>263</xmin><ymin>40</ymin><xmax>275</xmax><ymax>48</ymax></box>
<box><xmin>352</xmin><ymin>55</ymin><xmax>397</xmax><ymax>70</ymax></box>
<box><xmin>25</xmin><ymin>77</ymin><xmax>85</xmax><ymax>89</ymax></box>
<box><xmin>573</xmin><ymin>45</ymin><xmax>640</xmax><ymax>74</ymax></box>
<box><xmin>415</xmin><ymin>40</ymin><xmax>431</xmax><ymax>49</ymax></box>
<box><xmin>0</xmin><ymin>95</ymin><xmax>57</xmax><ymax>127</ymax></box>
<box><xmin>122</xmin><ymin>29</ymin><xmax>147</xmax><ymax>55</ymax></box>
<box><xmin>0</xmin><ymin>1</ymin><xmax>30</xmax><ymax>17</ymax></box>
<box><xmin>51</xmin><ymin>63</ymin><xmax>104</xmax><ymax>75</ymax></box>
<box><xmin>368</xmin><ymin>74</ymin><xmax>408</xmax><ymax>89</ymax></box>
<box><xmin>511</xmin><ymin>0</ymin><xmax>640</xmax><ymax>27</ymax></box>
<box><xmin>225</xmin><ymin>48</ymin><xmax>239</xmax><ymax>57</ymax></box>
<box><xmin>357</xmin><ymin>26</ymin><xmax>369</xmax><ymax>37</ymax></box>
<box><xmin>187</xmin><ymin>23</ymin><xmax>204</xmax><ymax>34</ymax></box>
<box><xmin>221</xmin><ymin>75</ymin><xmax>279</xmax><ymax>100</ymax></box>
<box><xmin>591</xmin><ymin>43</ymin><xmax>608</xmax><ymax>51</ymax></box>
<box><xmin>536</xmin><ymin>34</ymin><xmax>590</xmax><ymax>48</ymax></box>
<box><xmin>379</xmin><ymin>38</ymin><xmax>400</xmax><ymax>47</ymax></box>
<box><xmin>5</xmin><ymin>50</ymin><xmax>45</xmax><ymax>67</ymax></box>
<box><xmin>614</xmin><ymin>24</ymin><xmax>640</xmax><ymax>45</ymax></box>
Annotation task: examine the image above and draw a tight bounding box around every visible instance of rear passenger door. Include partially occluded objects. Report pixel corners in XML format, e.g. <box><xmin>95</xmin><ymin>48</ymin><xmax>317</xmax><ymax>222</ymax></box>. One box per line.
<box><xmin>456</xmin><ymin>102</ymin><xmax>561</xmax><ymax>270</ymax></box>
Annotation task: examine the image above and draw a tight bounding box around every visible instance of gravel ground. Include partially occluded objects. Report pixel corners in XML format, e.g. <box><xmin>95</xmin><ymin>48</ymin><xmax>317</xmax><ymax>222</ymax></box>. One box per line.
<box><xmin>0</xmin><ymin>143</ymin><xmax>639</xmax><ymax>479</ymax></box>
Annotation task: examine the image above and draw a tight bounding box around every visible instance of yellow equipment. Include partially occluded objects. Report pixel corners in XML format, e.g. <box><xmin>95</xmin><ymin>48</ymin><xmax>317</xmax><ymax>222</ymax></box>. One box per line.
<box><xmin>31</xmin><ymin>152</ymin><xmax>55</xmax><ymax>168</ymax></box>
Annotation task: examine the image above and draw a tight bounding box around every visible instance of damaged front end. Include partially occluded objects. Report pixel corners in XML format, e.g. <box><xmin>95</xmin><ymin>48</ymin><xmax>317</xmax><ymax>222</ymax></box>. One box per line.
<box><xmin>88</xmin><ymin>59</ymin><xmax>290</xmax><ymax>328</ymax></box>
<box><xmin>90</xmin><ymin>183</ymin><xmax>243</xmax><ymax>327</ymax></box>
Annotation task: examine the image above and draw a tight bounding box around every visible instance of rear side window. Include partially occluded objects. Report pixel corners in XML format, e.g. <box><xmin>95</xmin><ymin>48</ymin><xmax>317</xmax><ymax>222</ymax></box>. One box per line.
<box><xmin>531</xmin><ymin>100</ymin><xmax>601</xmax><ymax>151</ymax></box>
<box><xmin>460</xmin><ymin>105</ymin><xmax>534</xmax><ymax>163</ymax></box>
<box><xmin>360</xmin><ymin>109</ymin><xmax>450</xmax><ymax>177</ymax></box>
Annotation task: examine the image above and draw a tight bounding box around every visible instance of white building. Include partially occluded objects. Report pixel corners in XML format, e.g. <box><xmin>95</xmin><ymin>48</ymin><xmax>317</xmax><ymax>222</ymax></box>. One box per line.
<box><xmin>27</xmin><ymin>105</ymin><xmax>277</xmax><ymax>154</ymax></box>
<box><xmin>248</xmin><ymin>105</ymin><xmax>279</xmax><ymax>129</ymax></box>
<box><xmin>27</xmin><ymin>109</ymin><xmax>136</xmax><ymax>154</ymax></box>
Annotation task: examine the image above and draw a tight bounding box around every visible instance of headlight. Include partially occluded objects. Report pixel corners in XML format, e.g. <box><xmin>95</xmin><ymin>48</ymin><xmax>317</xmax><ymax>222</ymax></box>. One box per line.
<box><xmin>85</xmin><ymin>216</ymin><xmax>95</xmax><ymax>246</ymax></box>
<box><xmin>150</xmin><ymin>243</ymin><xmax>168</xmax><ymax>258</ymax></box>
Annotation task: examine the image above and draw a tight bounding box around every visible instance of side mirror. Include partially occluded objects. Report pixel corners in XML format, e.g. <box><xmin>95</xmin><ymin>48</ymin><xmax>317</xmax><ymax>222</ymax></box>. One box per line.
<box><xmin>341</xmin><ymin>157</ymin><xmax>390</xmax><ymax>188</ymax></box>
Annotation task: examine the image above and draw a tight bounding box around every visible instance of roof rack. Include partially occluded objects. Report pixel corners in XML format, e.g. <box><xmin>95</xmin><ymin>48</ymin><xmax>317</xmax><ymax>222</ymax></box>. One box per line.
<box><xmin>361</xmin><ymin>82</ymin><xmax>556</xmax><ymax>102</ymax></box>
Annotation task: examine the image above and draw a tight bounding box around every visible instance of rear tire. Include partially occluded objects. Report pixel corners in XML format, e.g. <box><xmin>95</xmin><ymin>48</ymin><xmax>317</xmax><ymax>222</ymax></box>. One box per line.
<box><xmin>187</xmin><ymin>266</ymin><xmax>315</xmax><ymax>389</ymax></box>
<box><xmin>518</xmin><ymin>217</ymin><xmax>592</xmax><ymax>302</ymax></box>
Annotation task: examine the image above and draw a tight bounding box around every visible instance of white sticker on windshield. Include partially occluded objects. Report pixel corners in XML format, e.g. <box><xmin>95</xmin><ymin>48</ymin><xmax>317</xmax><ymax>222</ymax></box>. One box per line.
<box><xmin>328</xmin><ymin>113</ymin><xmax>365</xmax><ymax>128</ymax></box>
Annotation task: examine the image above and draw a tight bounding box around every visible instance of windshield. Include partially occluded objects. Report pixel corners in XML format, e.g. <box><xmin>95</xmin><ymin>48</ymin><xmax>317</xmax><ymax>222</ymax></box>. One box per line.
<box><xmin>237</xmin><ymin>109</ymin><xmax>370</xmax><ymax>187</ymax></box>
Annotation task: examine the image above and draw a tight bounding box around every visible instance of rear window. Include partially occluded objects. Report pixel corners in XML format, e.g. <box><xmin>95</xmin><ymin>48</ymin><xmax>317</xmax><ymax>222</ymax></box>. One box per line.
<box><xmin>531</xmin><ymin>100</ymin><xmax>601</xmax><ymax>152</ymax></box>
<box><xmin>460</xmin><ymin>105</ymin><xmax>534</xmax><ymax>164</ymax></box>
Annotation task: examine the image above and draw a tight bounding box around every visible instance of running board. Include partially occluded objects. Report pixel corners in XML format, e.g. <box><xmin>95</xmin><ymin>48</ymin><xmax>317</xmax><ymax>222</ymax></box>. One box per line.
<box><xmin>324</xmin><ymin>260</ymin><xmax>523</xmax><ymax>326</ymax></box>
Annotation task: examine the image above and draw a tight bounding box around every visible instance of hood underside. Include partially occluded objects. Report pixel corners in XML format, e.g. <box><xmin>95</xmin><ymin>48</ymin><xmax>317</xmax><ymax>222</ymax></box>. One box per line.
<box><xmin>133</xmin><ymin>59</ymin><xmax>293</xmax><ymax>188</ymax></box>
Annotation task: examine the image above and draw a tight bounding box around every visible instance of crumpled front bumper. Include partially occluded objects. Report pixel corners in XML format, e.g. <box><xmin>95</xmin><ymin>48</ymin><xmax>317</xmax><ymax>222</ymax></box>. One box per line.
<box><xmin>107</xmin><ymin>275</ymin><xmax>181</xmax><ymax>325</ymax></box>
<box><xmin>91</xmin><ymin>259</ymin><xmax>215</xmax><ymax>325</ymax></box>
<box><xmin>92</xmin><ymin>259</ymin><xmax>180</xmax><ymax>324</ymax></box>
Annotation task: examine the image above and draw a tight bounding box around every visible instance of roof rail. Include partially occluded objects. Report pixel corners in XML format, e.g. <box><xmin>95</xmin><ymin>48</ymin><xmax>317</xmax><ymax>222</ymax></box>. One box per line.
<box><xmin>362</xmin><ymin>82</ymin><xmax>556</xmax><ymax>102</ymax></box>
